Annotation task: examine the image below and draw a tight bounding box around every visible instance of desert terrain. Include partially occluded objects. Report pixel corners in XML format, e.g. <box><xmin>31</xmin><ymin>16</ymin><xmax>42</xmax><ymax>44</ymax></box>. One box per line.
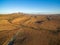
<box><xmin>0</xmin><ymin>13</ymin><xmax>60</xmax><ymax>45</ymax></box>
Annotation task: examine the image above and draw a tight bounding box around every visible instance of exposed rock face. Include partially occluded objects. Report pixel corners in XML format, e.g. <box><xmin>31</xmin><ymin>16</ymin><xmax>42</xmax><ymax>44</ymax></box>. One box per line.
<box><xmin>0</xmin><ymin>13</ymin><xmax>60</xmax><ymax>45</ymax></box>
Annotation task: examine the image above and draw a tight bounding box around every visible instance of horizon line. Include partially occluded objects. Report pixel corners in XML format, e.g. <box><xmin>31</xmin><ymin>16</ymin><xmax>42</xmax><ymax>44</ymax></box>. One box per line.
<box><xmin>0</xmin><ymin>12</ymin><xmax>60</xmax><ymax>14</ymax></box>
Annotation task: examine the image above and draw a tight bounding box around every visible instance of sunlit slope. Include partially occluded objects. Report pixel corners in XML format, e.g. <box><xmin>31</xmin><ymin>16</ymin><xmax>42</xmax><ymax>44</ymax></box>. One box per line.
<box><xmin>12</xmin><ymin>15</ymin><xmax>31</xmax><ymax>25</ymax></box>
<box><xmin>0</xmin><ymin>13</ymin><xmax>60</xmax><ymax>45</ymax></box>
<box><xmin>0</xmin><ymin>20</ymin><xmax>18</xmax><ymax>31</ymax></box>
<box><xmin>0</xmin><ymin>13</ymin><xmax>25</xmax><ymax>31</ymax></box>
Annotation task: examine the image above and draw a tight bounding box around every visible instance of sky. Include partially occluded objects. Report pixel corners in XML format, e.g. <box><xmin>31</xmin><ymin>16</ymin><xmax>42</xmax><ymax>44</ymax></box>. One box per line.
<box><xmin>0</xmin><ymin>0</ymin><xmax>60</xmax><ymax>14</ymax></box>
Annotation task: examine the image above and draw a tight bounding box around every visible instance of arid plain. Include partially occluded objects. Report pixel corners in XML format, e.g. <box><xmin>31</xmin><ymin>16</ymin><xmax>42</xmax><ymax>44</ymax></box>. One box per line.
<box><xmin>0</xmin><ymin>13</ymin><xmax>60</xmax><ymax>45</ymax></box>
